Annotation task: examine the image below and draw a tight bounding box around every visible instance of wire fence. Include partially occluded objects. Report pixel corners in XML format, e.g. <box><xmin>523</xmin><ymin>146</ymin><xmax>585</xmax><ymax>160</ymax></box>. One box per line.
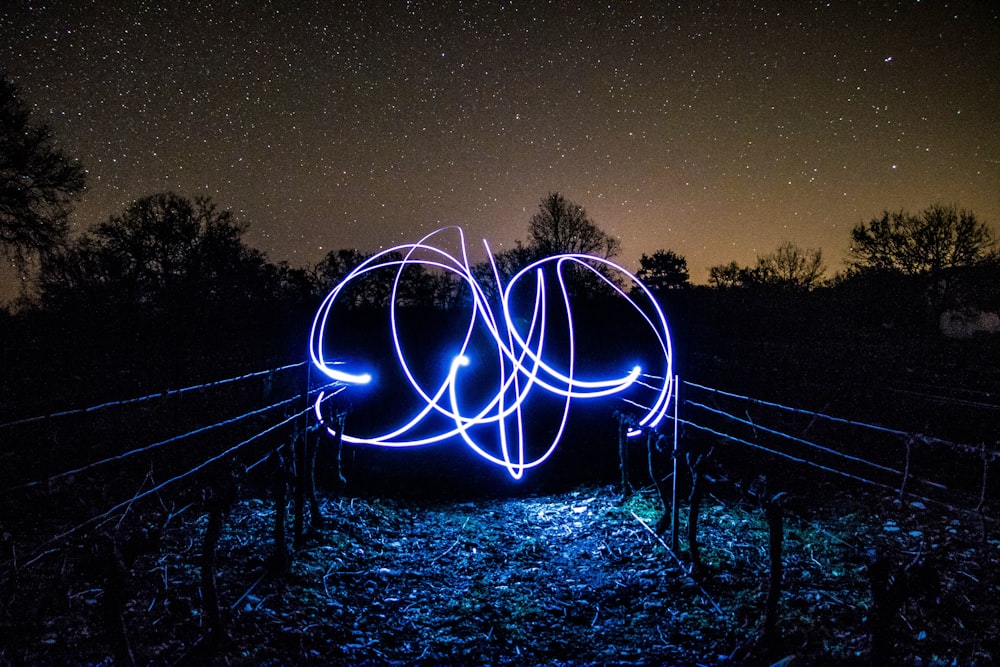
<box><xmin>682</xmin><ymin>380</ymin><xmax>995</xmax><ymax>460</ymax></box>
<box><xmin>622</xmin><ymin>375</ymin><xmax>997</xmax><ymax>519</ymax></box>
<box><xmin>5</xmin><ymin>363</ymin><xmax>995</xmax><ymax>568</ymax></box>
<box><xmin>1</xmin><ymin>357</ymin><xmax>997</xmax><ymax>664</ymax></box>
<box><xmin>0</xmin><ymin>361</ymin><xmax>307</xmax><ymax>432</ymax></box>
<box><xmin>0</xmin><ymin>359</ymin><xmax>338</xmax><ymax>573</ymax></box>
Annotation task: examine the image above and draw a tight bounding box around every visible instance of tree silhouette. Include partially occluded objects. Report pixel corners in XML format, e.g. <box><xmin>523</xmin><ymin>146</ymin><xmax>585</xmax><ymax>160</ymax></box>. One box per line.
<box><xmin>314</xmin><ymin>248</ymin><xmax>370</xmax><ymax>302</ymax></box>
<box><xmin>635</xmin><ymin>249</ymin><xmax>690</xmax><ymax>292</ymax></box>
<box><xmin>0</xmin><ymin>75</ymin><xmax>86</xmax><ymax>265</ymax></box>
<box><xmin>523</xmin><ymin>193</ymin><xmax>624</xmax><ymax>298</ymax></box>
<box><xmin>267</xmin><ymin>260</ymin><xmax>317</xmax><ymax>309</ymax></box>
<box><xmin>469</xmin><ymin>241</ymin><xmax>535</xmax><ymax>305</ymax></box>
<box><xmin>39</xmin><ymin>192</ymin><xmax>268</xmax><ymax>315</ymax></box>
<box><xmin>708</xmin><ymin>260</ymin><xmax>753</xmax><ymax>289</ymax></box>
<box><xmin>528</xmin><ymin>193</ymin><xmax>621</xmax><ymax>259</ymax></box>
<box><xmin>754</xmin><ymin>242</ymin><xmax>825</xmax><ymax>290</ymax></box>
<box><xmin>31</xmin><ymin>193</ymin><xmax>286</xmax><ymax>382</ymax></box>
<box><xmin>849</xmin><ymin>204</ymin><xmax>995</xmax><ymax>276</ymax></box>
<box><xmin>708</xmin><ymin>242</ymin><xmax>824</xmax><ymax>290</ymax></box>
<box><xmin>314</xmin><ymin>248</ymin><xmax>452</xmax><ymax>310</ymax></box>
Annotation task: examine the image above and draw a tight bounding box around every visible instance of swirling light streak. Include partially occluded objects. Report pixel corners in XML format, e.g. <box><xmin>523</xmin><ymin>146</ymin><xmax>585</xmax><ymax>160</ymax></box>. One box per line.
<box><xmin>309</xmin><ymin>227</ymin><xmax>672</xmax><ymax>479</ymax></box>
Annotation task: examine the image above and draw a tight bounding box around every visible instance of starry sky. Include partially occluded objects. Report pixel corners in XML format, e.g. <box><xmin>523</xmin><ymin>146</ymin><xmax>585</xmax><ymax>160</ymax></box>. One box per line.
<box><xmin>2</xmin><ymin>0</ymin><xmax>998</xmax><ymax>300</ymax></box>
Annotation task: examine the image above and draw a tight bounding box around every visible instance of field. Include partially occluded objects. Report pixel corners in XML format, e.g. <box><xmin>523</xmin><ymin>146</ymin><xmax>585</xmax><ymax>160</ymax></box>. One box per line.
<box><xmin>3</xmin><ymin>282</ymin><xmax>999</xmax><ymax>665</ymax></box>
<box><xmin>4</xmin><ymin>474</ymin><xmax>998</xmax><ymax>665</ymax></box>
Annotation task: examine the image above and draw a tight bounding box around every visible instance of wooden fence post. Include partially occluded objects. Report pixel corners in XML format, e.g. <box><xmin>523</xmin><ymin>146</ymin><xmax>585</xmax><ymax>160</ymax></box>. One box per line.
<box><xmin>270</xmin><ymin>449</ymin><xmax>290</xmax><ymax>573</ymax></box>
<box><xmin>671</xmin><ymin>376</ymin><xmax>680</xmax><ymax>553</ymax></box>
<box><xmin>292</xmin><ymin>428</ymin><xmax>306</xmax><ymax>549</ymax></box>
<box><xmin>648</xmin><ymin>432</ymin><xmax>672</xmax><ymax>533</ymax></box>
<box><xmin>305</xmin><ymin>425</ymin><xmax>323</xmax><ymax>530</ymax></box>
<box><xmin>685</xmin><ymin>447</ymin><xmax>712</xmax><ymax>576</ymax></box>
<box><xmin>95</xmin><ymin>537</ymin><xmax>135</xmax><ymax>667</ymax></box>
<box><xmin>762</xmin><ymin>491</ymin><xmax>790</xmax><ymax>647</ymax></box>
<box><xmin>616</xmin><ymin>412</ymin><xmax>633</xmax><ymax>498</ymax></box>
<box><xmin>330</xmin><ymin>410</ymin><xmax>348</xmax><ymax>497</ymax></box>
<box><xmin>200</xmin><ymin>471</ymin><xmax>238</xmax><ymax>651</ymax></box>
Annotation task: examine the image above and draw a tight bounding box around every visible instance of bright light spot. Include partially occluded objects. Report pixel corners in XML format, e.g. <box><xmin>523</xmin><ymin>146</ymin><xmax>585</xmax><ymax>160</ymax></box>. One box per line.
<box><xmin>309</xmin><ymin>228</ymin><xmax>672</xmax><ymax>479</ymax></box>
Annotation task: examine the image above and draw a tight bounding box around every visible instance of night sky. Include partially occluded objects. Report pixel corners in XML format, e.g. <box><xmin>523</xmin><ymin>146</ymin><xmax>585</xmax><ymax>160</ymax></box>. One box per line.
<box><xmin>3</xmin><ymin>1</ymin><xmax>998</xmax><ymax>299</ymax></box>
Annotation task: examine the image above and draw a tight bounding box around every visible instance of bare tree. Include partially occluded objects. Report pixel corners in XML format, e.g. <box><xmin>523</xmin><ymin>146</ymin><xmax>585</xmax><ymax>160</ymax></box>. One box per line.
<box><xmin>708</xmin><ymin>260</ymin><xmax>751</xmax><ymax>289</ymax></box>
<box><xmin>708</xmin><ymin>242</ymin><xmax>825</xmax><ymax>290</ymax></box>
<box><xmin>849</xmin><ymin>204</ymin><xmax>995</xmax><ymax>276</ymax></box>
<box><xmin>528</xmin><ymin>193</ymin><xmax>621</xmax><ymax>259</ymax></box>
<box><xmin>754</xmin><ymin>242</ymin><xmax>825</xmax><ymax>290</ymax></box>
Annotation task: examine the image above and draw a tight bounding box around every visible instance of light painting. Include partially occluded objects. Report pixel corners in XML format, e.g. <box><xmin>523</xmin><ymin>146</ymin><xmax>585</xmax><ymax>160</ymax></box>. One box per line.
<box><xmin>309</xmin><ymin>228</ymin><xmax>672</xmax><ymax>479</ymax></box>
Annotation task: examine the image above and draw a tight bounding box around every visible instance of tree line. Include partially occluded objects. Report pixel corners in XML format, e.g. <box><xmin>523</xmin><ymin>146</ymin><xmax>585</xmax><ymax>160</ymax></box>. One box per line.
<box><xmin>3</xmin><ymin>72</ymin><xmax>998</xmax><ymax>331</ymax></box>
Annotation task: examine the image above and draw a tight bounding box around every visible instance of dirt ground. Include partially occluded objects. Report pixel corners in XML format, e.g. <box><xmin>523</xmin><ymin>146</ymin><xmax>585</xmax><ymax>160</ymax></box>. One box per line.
<box><xmin>7</xmin><ymin>480</ymin><xmax>998</xmax><ymax>666</ymax></box>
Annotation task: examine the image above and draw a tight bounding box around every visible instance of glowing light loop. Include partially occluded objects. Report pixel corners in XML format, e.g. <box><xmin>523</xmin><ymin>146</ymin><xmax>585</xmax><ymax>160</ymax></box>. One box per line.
<box><xmin>309</xmin><ymin>228</ymin><xmax>672</xmax><ymax>478</ymax></box>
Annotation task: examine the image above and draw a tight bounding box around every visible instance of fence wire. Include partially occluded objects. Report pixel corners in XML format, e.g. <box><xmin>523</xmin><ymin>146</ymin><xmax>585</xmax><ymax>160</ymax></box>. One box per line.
<box><xmin>0</xmin><ymin>361</ymin><xmax>307</xmax><ymax>432</ymax></box>
<box><xmin>619</xmin><ymin>378</ymin><xmax>995</xmax><ymax>517</ymax></box>
<box><xmin>1</xmin><ymin>360</ymin><xmax>338</xmax><ymax>572</ymax></box>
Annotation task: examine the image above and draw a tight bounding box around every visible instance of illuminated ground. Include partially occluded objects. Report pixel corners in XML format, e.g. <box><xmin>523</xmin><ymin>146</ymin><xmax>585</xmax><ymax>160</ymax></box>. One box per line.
<box><xmin>13</xmin><ymin>483</ymin><xmax>998</xmax><ymax>665</ymax></box>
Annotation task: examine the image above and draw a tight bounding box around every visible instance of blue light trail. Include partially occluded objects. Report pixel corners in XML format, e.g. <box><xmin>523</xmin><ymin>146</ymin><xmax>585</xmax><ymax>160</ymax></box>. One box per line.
<box><xmin>309</xmin><ymin>228</ymin><xmax>672</xmax><ymax>479</ymax></box>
